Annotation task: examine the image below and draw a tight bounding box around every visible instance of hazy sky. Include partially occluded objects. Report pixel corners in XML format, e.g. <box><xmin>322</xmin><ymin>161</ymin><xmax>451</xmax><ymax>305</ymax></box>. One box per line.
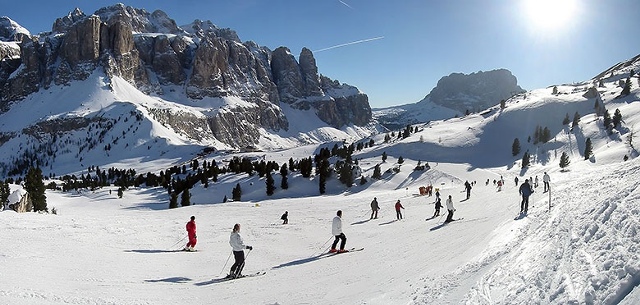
<box><xmin>3</xmin><ymin>0</ymin><xmax>640</xmax><ymax>108</ymax></box>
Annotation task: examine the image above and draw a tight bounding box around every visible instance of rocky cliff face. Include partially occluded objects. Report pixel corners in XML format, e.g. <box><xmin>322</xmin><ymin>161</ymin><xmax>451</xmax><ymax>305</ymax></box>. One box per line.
<box><xmin>424</xmin><ymin>69</ymin><xmax>525</xmax><ymax>113</ymax></box>
<box><xmin>0</xmin><ymin>4</ymin><xmax>371</xmax><ymax>148</ymax></box>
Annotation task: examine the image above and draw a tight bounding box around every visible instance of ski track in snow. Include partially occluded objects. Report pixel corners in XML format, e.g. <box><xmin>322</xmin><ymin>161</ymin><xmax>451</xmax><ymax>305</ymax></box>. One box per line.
<box><xmin>453</xmin><ymin>161</ymin><xmax>640</xmax><ymax>305</ymax></box>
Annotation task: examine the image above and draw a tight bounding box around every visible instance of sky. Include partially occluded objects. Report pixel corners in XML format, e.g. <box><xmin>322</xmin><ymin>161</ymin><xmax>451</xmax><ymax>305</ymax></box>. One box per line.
<box><xmin>2</xmin><ymin>0</ymin><xmax>640</xmax><ymax>108</ymax></box>
<box><xmin>1</xmin><ymin>63</ymin><xmax>639</xmax><ymax>304</ymax></box>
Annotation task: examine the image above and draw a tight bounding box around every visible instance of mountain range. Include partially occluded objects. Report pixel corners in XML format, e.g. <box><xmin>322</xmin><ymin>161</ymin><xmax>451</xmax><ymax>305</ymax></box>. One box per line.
<box><xmin>0</xmin><ymin>4</ymin><xmax>636</xmax><ymax>180</ymax></box>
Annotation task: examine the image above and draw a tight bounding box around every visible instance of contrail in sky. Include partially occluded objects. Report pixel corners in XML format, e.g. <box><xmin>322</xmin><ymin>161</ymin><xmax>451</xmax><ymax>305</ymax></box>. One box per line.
<box><xmin>338</xmin><ymin>0</ymin><xmax>353</xmax><ymax>9</ymax></box>
<box><xmin>313</xmin><ymin>36</ymin><xmax>384</xmax><ymax>53</ymax></box>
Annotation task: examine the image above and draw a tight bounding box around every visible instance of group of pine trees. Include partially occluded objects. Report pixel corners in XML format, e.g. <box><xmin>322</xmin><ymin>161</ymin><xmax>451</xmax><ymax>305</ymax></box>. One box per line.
<box><xmin>513</xmin><ymin>80</ymin><xmax>630</xmax><ymax>171</ymax></box>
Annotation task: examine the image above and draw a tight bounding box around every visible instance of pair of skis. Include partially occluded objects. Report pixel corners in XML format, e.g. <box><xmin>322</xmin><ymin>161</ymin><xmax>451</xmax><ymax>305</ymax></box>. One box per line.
<box><xmin>214</xmin><ymin>271</ymin><xmax>267</xmax><ymax>282</ymax></box>
<box><xmin>330</xmin><ymin>247</ymin><xmax>364</xmax><ymax>254</ymax></box>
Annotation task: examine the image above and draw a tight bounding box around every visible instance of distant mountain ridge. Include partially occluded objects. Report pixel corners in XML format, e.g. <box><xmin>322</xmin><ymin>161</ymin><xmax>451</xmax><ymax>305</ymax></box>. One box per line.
<box><xmin>374</xmin><ymin>69</ymin><xmax>525</xmax><ymax>129</ymax></box>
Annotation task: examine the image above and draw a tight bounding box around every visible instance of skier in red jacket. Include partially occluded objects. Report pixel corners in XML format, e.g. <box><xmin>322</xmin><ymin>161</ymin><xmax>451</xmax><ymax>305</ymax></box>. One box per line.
<box><xmin>395</xmin><ymin>200</ymin><xmax>405</xmax><ymax>220</ymax></box>
<box><xmin>184</xmin><ymin>216</ymin><xmax>197</xmax><ymax>251</ymax></box>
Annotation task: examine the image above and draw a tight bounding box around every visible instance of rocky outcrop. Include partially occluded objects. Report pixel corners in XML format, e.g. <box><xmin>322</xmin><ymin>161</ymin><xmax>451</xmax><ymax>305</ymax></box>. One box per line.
<box><xmin>0</xmin><ymin>17</ymin><xmax>31</xmax><ymax>42</ymax></box>
<box><xmin>271</xmin><ymin>47</ymin><xmax>305</xmax><ymax>103</ymax></box>
<box><xmin>424</xmin><ymin>69</ymin><xmax>525</xmax><ymax>113</ymax></box>
<box><xmin>299</xmin><ymin>47</ymin><xmax>323</xmax><ymax>96</ymax></box>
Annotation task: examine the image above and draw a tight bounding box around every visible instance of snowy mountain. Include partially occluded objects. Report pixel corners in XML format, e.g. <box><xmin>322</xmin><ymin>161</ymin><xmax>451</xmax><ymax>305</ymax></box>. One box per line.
<box><xmin>1</xmin><ymin>51</ymin><xmax>639</xmax><ymax>304</ymax></box>
<box><xmin>0</xmin><ymin>4</ymin><xmax>377</xmax><ymax>177</ymax></box>
<box><xmin>374</xmin><ymin>69</ymin><xmax>525</xmax><ymax>129</ymax></box>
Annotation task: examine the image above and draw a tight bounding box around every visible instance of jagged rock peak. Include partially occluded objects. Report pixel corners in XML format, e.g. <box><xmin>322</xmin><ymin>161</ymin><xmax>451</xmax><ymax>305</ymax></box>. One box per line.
<box><xmin>93</xmin><ymin>4</ymin><xmax>183</xmax><ymax>34</ymax></box>
<box><xmin>299</xmin><ymin>47</ymin><xmax>323</xmax><ymax>96</ymax></box>
<box><xmin>52</xmin><ymin>8</ymin><xmax>86</xmax><ymax>33</ymax></box>
<box><xmin>183</xmin><ymin>19</ymin><xmax>240</xmax><ymax>42</ymax></box>
<box><xmin>0</xmin><ymin>16</ymin><xmax>31</xmax><ymax>41</ymax></box>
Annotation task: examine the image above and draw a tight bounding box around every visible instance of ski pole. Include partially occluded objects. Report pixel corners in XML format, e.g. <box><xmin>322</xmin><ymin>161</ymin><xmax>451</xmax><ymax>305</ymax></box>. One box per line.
<box><xmin>319</xmin><ymin>236</ymin><xmax>333</xmax><ymax>250</ymax></box>
<box><xmin>437</xmin><ymin>210</ymin><xmax>447</xmax><ymax>224</ymax></box>
<box><xmin>168</xmin><ymin>235</ymin><xmax>187</xmax><ymax>250</ymax></box>
<box><xmin>312</xmin><ymin>236</ymin><xmax>334</xmax><ymax>257</ymax></box>
<box><xmin>218</xmin><ymin>251</ymin><xmax>233</xmax><ymax>276</ymax></box>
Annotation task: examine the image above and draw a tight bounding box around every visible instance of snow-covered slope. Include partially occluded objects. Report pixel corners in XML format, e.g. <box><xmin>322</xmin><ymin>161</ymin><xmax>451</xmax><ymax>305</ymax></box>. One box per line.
<box><xmin>0</xmin><ymin>71</ymin><xmax>373</xmax><ymax>177</ymax></box>
<box><xmin>1</xmin><ymin>53</ymin><xmax>639</xmax><ymax>304</ymax></box>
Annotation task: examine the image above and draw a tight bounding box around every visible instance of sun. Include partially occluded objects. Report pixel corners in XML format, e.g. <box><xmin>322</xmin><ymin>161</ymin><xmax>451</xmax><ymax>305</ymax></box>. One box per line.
<box><xmin>522</xmin><ymin>0</ymin><xmax>578</xmax><ymax>32</ymax></box>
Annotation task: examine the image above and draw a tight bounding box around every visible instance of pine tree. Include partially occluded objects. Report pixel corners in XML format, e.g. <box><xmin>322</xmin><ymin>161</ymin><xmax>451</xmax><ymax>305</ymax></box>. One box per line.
<box><xmin>372</xmin><ymin>164</ymin><xmax>382</xmax><ymax>179</ymax></box>
<box><xmin>603</xmin><ymin>109</ymin><xmax>612</xmax><ymax>129</ymax></box>
<box><xmin>584</xmin><ymin>138</ymin><xmax>593</xmax><ymax>160</ymax></box>
<box><xmin>559</xmin><ymin>151</ymin><xmax>570</xmax><ymax>169</ymax></box>
<box><xmin>169</xmin><ymin>192</ymin><xmax>179</xmax><ymax>209</ymax></box>
<box><xmin>280</xmin><ymin>164</ymin><xmax>289</xmax><ymax>190</ymax></box>
<box><xmin>318</xmin><ymin>159</ymin><xmax>329</xmax><ymax>194</ymax></box>
<box><xmin>25</xmin><ymin>167</ymin><xmax>46</xmax><ymax>212</ymax></box>
<box><xmin>339</xmin><ymin>162</ymin><xmax>354</xmax><ymax>187</ymax></box>
<box><xmin>613</xmin><ymin>109</ymin><xmax>622</xmax><ymax>128</ymax></box>
<box><xmin>398</xmin><ymin>156</ymin><xmax>404</xmax><ymax>164</ymax></box>
<box><xmin>512</xmin><ymin>138</ymin><xmax>521</xmax><ymax>156</ymax></box>
<box><xmin>552</xmin><ymin>85</ymin><xmax>558</xmax><ymax>95</ymax></box>
<box><xmin>572</xmin><ymin>112</ymin><xmax>580</xmax><ymax>128</ymax></box>
<box><xmin>562</xmin><ymin>113</ymin><xmax>571</xmax><ymax>125</ymax></box>
<box><xmin>621</xmin><ymin>77</ymin><xmax>631</xmax><ymax>96</ymax></box>
<box><xmin>521</xmin><ymin>151</ymin><xmax>530</xmax><ymax>168</ymax></box>
<box><xmin>266</xmin><ymin>171</ymin><xmax>275</xmax><ymax>196</ymax></box>
<box><xmin>403</xmin><ymin>125</ymin><xmax>411</xmax><ymax>139</ymax></box>
<box><xmin>232</xmin><ymin>183</ymin><xmax>242</xmax><ymax>201</ymax></box>
<box><xmin>500</xmin><ymin>99</ymin><xmax>506</xmax><ymax>109</ymax></box>
<box><xmin>542</xmin><ymin>127</ymin><xmax>551</xmax><ymax>143</ymax></box>
<box><xmin>359</xmin><ymin>176</ymin><xmax>367</xmax><ymax>185</ymax></box>
<box><xmin>180</xmin><ymin>188</ymin><xmax>191</xmax><ymax>206</ymax></box>
<box><xmin>0</xmin><ymin>180</ymin><xmax>10</xmax><ymax>208</ymax></box>
<box><xmin>382</xmin><ymin>152</ymin><xmax>388</xmax><ymax>162</ymax></box>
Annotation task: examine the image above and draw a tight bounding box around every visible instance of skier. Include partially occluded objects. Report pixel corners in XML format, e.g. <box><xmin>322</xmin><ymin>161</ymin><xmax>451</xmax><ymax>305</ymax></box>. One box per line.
<box><xmin>183</xmin><ymin>216</ymin><xmax>197</xmax><ymax>251</ymax></box>
<box><xmin>497</xmin><ymin>179</ymin><xmax>503</xmax><ymax>192</ymax></box>
<box><xmin>228</xmin><ymin>223</ymin><xmax>253</xmax><ymax>278</ymax></box>
<box><xmin>281</xmin><ymin>211</ymin><xmax>288</xmax><ymax>224</ymax></box>
<box><xmin>543</xmin><ymin>172</ymin><xmax>551</xmax><ymax>193</ymax></box>
<box><xmin>433</xmin><ymin>196</ymin><xmax>442</xmax><ymax>217</ymax></box>
<box><xmin>395</xmin><ymin>200</ymin><xmax>405</xmax><ymax>220</ymax></box>
<box><xmin>370</xmin><ymin>197</ymin><xmax>380</xmax><ymax>219</ymax></box>
<box><xmin>435</xmin><ymin>189</ymin><xmax>440</xmax><ymax>200</ymax></box>
<box><xmin>534</xmin><ymin>175</ymin><xmax>539</xmax><ymax>188</ymax></box>
<box><xmin>464</xmin><ymin>180</ymin><xmax>472</xmax><ymax>199</ymax></box>
<box><xmin>445</xmin><ymin>195</ymin><xmax>456</xmax><ymax>222</ymax></box>
<box><xmin>519</xmin><ymin>179</ymin><xmax>534</xmax><ymax>214</ymax></box>
<box><xmin>514</xmin><ymin>176</ymin><xmax>519</xmax><ymax>186</ymax></box>
<box><xmin>330</xmin><ymin>210</ymin><xmax>348</xmax><ymax>253</ymax></box>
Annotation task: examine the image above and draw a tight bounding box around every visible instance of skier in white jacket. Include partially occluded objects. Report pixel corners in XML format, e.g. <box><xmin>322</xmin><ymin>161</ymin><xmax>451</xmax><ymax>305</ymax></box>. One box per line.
<box><xmin>228</xmin><ymin>223</ymin><xmax>252</xmax><ymax>278</ymax></box>
<box><xmin>330</xmin><ymin>210</ymin><xmax>348</xmax><ymax>253</ymax></box>
<box><xmin>445</xmin><ymin>195</ymin><xmax>456</xmax><ymax>223</ymax></box>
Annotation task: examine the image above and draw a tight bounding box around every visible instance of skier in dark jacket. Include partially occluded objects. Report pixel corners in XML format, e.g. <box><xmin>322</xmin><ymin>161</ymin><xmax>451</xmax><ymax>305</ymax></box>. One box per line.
<box><xmin>281</xmin><ymin>211</ymin><xmax>288</xmax><ymax>224</ymax></box>
<box><xmin>519</xmin><ymin>179</ymin><xmax>534</xmax><ymax>214</ymax></box>
<box><xmin>370</xmin><ymin>197</ymin><xmax>380</xmax><ymax>219</ymax></box>
<box><xmin>464</xmin><ymin>181</ymin><xmax>472</xmax><ymax>199</ymax></box>
<box><xmin>433</xmin><ymin>197</ymin><xmax>442</xmax><ymax>218</ymax></box>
